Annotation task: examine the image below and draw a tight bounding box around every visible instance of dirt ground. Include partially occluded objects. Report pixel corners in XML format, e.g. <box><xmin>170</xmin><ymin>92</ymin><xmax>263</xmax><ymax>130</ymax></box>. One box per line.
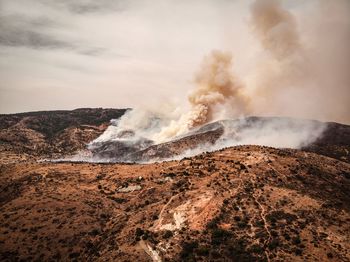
<box><xmin>1</xmin><ymin>145</ymin><xmax>349</xmax><ymax>261</ymax></box>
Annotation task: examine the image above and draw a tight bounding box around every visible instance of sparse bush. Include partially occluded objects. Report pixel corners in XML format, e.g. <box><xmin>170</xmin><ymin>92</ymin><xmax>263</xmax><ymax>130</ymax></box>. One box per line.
<box><xmin>196</xmin><ymin>246</ymin><xmax>210</xmax><ymax>256</ymax></box>
<box><xmin>238</xmin><ymin>220</ymin><xmax>248</xmax><ymax>228</ymax></box>
<box><xmin>108</xmin><ymin>196</ymin><xmax>127</xmax><ymax>203</ymax></box>
<box><xmin>271</xmin><ymin>230</ymin><xmax>278</xmax><ymax>237</ymax></box>
<box><xmin>327</xmin><ymin>253</ymin><xmax>334</xmax><ymax>258</ymax></box>
<box><xmin>268</xmin><ymin>238</ymin><xmax>279</xmax><ymax>250</ymax></box>
<box><xmin>135</xmin><ymin>228</ymin><xmax>144</xmax><ymax>237</ymax></box>
<box><xmin>284</xmin><ymin>233</ymin><xmax>291</xmax><ymax>240</ymax></box>
<box><xmin>292</xmin><ymin>236</ymin><xmax>301</xmax><ymax>245</ymax></box>
<box><xmin>267</xmin><ymin>211</ymin><xmax>297</xmax><ymax>223</ymax></box>
<box><xmin>179</xmin><ymin>241</ymin><xmax>198</xmax><ymax>259</ymax></box>
<box><xmin>211</xmin><ymin>250</ymin><xmax>221</xmax><ymax>258</ymax></box>
<box><xmin>294</xmin><ymin>248</ymin><xmax>303</xmax><ymax>256</ymax></box>
<box><xmin>206</xmin><ymin>217</ymin><xmax>219</xmax><ymax>229</ymax></box>
<box><xmin>69</xmin><ymin>252</ymin><xmax>80</xmax><ymax>259</ymax></box>
<box><xmin>162</xmin><ymin>230</ymin><xmax>173</xmax><ymax>239</ymax></box>
<box><xmin>249</xmin><ymin>244</ymin><xmax>264</xmax><ymax>254</ymax></box>
<box><xmin>211</xmin><ymin>228</ymin><xmax>231</xmax><ymax>245</ymax></box>
<box><xmin>240</xmin><ymin>164</ymin><xmax>247</xmax><ymax>170</ymax></box>
<box><xmin>89</xmin><ymin>228</ymin><xmax>100</xmax><ymax>236</ymax></box>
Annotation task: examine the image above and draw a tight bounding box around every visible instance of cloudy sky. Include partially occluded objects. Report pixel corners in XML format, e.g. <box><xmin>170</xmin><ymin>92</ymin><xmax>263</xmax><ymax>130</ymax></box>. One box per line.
<box><xmin>0</xmin><ymin>0</ymin><xmax>349</xmax><ymax>124</ymax></box>
<box><xmin>0</xmin><ymin>0</ymin><xmax>258</xmax><ymax>113</ymax></box>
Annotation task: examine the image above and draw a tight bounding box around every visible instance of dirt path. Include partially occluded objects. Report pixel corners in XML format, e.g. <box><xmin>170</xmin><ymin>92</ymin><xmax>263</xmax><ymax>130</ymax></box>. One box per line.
<box><xmin>252</xmin><ymin>190</ymin><xmax>272</xmax><ymax>262</ymax></box>
<box><xmin>153</xmin><ymin>193</ymin><xmax>179</xmax><ymax>230</ymax></box>
<box><xmin>139</xmin><ymin>240</ymin><xmax>162</xmax><ymax>262</ymax></box>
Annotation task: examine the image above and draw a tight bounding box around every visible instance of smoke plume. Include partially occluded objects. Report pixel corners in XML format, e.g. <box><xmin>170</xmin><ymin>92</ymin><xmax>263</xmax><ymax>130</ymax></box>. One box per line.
<box><xmin>250</xmin><ymin>0</ymin><xmax>301</xmax><ymax>59</ymax></box>
<box><xmin>154</xmin><ymin>50</ymin><xmax>248</xmax><ymax>142</ymax></box>
<box><xmin>76</xmin><ymin>0</ymin><xmax>349</xmax><ymax>163</ymax></box>
<box><xmin>248</xmin><ymin>0</ymin><xmax>350</xmax><ymax>123</ymax></box>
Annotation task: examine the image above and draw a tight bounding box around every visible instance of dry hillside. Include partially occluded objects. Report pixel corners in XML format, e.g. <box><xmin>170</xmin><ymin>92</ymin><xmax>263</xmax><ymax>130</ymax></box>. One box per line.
<box><xmin>0</xmin><ymin>109</ymin><xmax>349</xmax><ymax>262</ymax></box>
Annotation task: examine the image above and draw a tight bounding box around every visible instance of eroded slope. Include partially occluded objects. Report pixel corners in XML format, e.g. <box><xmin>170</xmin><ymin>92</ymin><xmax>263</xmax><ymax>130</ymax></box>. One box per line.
<box><xmin>0</xmin><ymin>108</ymin><xmax>127</xmax><ymax>162</ymax></box>
<box><xmin>0</xmin><ymin>146</ymin><xmax>349</xmax><ymax>261</ymax></box>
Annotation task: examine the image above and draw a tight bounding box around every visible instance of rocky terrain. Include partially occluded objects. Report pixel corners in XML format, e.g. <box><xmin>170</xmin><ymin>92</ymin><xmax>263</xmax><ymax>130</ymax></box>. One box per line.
<box><xmin>0</xmin><ymin>109</ymin><xmax>350</xmax><ymax>261</ymax></box>
<box><xmin>0</xmin><ymin>108</ymin><xmax>127</xmax><ymax>163</ymax></box>
<box><xmin>89</xmin><ymin>117</ymin><xmax>350</xmax><ymax>164</ymax></box>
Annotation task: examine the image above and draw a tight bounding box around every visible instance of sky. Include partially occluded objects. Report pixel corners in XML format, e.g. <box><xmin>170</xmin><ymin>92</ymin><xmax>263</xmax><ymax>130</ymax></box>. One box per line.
<box><xmin>0</xmin><ymin>0</ymin><xmax>255</xmax><ymax>113</ymax></box>
<box><xmin>0</xmin><ymin>0</ymin><xmax>349</xmax><ymax>124</ymax></box>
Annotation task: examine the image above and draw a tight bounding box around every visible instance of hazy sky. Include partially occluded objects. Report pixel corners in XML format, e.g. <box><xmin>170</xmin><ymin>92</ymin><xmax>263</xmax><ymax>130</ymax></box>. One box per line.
<box><xmin>0</xmin><ymin>0</ymin><xmax>256</xmax><ymax>113</ymax></box>
<box><xmin>0</xmin><ymin>0</ymin><xmax>349</xmax><ymax>124</ymax></box>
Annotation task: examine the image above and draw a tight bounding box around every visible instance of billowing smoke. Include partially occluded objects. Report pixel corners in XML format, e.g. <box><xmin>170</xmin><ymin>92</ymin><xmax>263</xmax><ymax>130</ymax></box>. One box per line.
<box><xmin>189</xmin><ymin>50</ymin><xmax>248</xmax><ymax>125</ymax></box>
<box><xmin>247</xmin><ymin>0</ymin><xmax>309</xmax><ymax>120</ymax></box>
<box><xmin>154</xmin><ymin>50</ymin><xmax>248</xmax><ymax>142</ymax></box>
<box><xmin>250</xmin><ymin>0</ymin><xmax>301</xmax><ymax>59</ymax></box>
<box><xmin>70</xmin><ymin>0</ymin><xmax>349</xmax><ymax>163</ymax></box>
<box><xmin>248</xmin><ymin>0</ymin><xmax>350</xmax><ymax>123</ymax></box>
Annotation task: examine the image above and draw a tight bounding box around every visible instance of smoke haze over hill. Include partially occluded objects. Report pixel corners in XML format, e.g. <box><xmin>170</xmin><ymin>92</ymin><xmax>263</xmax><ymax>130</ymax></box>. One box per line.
<box><xmin>80</xmin><ymin>0</ymin><xmax>349</xmax><ymax>162</ymax></box>
<box><xmin>1</xmin><ymin>0</ymin><xmax>349</xmax><ymax>125</ymax></box>
<box><xmin>1</xmin><ymin>2</ymin><xmax>350</xmax><ymax>261</ymax></box>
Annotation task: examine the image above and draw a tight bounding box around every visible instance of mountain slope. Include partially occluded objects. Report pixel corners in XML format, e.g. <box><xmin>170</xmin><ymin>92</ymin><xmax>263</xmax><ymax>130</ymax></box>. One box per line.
<box><xmin>90</xmin><ymin>117</ymin><xmax>350</xmax><ymax>163</ymax></box>
<box><xmin>0</xmin><ymin>146</ymin><xmax>349</xmax><ymax>261</ymax></box>
<box><xmin>0</xmin><ymin>110</ymin><xmax>349</xmax><ymax>261</ymax></box>
<box><xmin>0</xmin><ymin>108</ymin><xmax>127</xmax><ymax>161</ymax></box>
<box><xmin>303</xmin><ymin>121</ymin><xmax>350</xmax><ymax>163</ymax></box>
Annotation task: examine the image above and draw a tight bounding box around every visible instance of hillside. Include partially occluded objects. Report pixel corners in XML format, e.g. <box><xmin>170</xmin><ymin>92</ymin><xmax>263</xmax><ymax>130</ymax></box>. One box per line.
<box><xmin>0</xmin><ymin>146</ymin><xmax>349</xmax><ymax>261</ymax></box>
<box><xmin>0</xmin><ymin>109</ymin><xmax>349</xmax><ymax>261</ymax></box>
<box><xmin>0</xmin><ymin>108</ymin><xmax>127</xmax><ymax>162</ymax></box>
<box><xmin>89</xmin><ymin>117</ymin><xmax>350</xmax><ymax>164</ymax></box>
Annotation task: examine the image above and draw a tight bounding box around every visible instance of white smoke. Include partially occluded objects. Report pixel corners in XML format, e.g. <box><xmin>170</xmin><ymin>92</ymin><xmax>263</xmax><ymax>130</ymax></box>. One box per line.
<box><xmin>153</xmin><ymin>50</ymin><xmax>248</xmax><ymax>143</ymax></box>
<box><xmin>76</xmin><ymin>0</ymin><xmax>350</xmax><ymax>163</ymax></box>
<box><xmin>247</xmin><ymin>0</ymin><xmax>350</xmax><ymax>123</ymax></box>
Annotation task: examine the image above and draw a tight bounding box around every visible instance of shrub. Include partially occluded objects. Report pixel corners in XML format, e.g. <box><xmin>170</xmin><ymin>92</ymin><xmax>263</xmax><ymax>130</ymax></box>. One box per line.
<box><xmin>135</xmin><ymin>228</ymin><xmax>144</xmax><ymax>237</ymax></box>
<box><xmin>180</xmin><ymin>241</ymin><xmax>198</xmax><ymax>259</ymax></box>
<box><xmin>211</xmin><ymin>228</ymin><xmax>231</xmax><ymax>245</ymax></box>
<box><xmin>292</xmin><ymin>236</ymin><xmax>301</xmax><ymax>245</ymax></box>
<box><xmin>237</xmin><ymin>221</ymin><xmax>248</xmax><ymax>228</ymax></box>
<box><xmin>294</xmin><ymin>248</ymin><xmax>303</xmax><ymax>256</ymax></box>
<box><xmin>211</xmin><ymin>250</ymin><xmax>221</xmax><ymax>259</ymax></box>
<box><xmin>206</xmin><ymin>218</ymin><xmax>219</xmax><ymax>230</ymax></box>
<box><xmin>249</xmin><ymin>244</ymin><xmax>264</xmax><ymax>254</ymax></box>
<box><xmin>284</xmin><ymin>233</ymin><xmax>291</xmax><ymax>240</ymax></box>
<box><xmin>327</xmin><ymin>253</ymin><xmax>334</xmax><ymax>258</ymax></box>
<box><xmin>162</xmin><ymin>230</ymin><xmax>173</xmax><ymax>239</ymax></box>
<box><xmin>196</xmin><ymin>246</ymin><xmax>210</xmax><ymax>256</ymax></box>
<box><xmin>268</xmin><ymin>238</ymin><xmax>279</xmax><ymax>250</ymax></box>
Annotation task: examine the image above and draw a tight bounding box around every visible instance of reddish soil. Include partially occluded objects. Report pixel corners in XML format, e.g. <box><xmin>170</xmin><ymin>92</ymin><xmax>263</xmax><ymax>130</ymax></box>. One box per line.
<box><xmin>0</xmin><ymin>109</ymin><xmax>349</xmax><ymax>261</ymax></box>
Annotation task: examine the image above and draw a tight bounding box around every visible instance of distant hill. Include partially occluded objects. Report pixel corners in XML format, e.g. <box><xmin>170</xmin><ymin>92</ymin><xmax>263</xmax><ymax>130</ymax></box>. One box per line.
<box><xmin>89</xmin><ymin>117</ymin><xmax>350</xmax><ymax>163</ymax></box>
<box><xmin>303</xmin><ymin>121</ymin><xmax>350</xmax><ymax>163</ymax></box>
<box><xmin>0</xmin><ymin>108</ymin><xmax>127</xmax><ymax>158</ymax></box>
